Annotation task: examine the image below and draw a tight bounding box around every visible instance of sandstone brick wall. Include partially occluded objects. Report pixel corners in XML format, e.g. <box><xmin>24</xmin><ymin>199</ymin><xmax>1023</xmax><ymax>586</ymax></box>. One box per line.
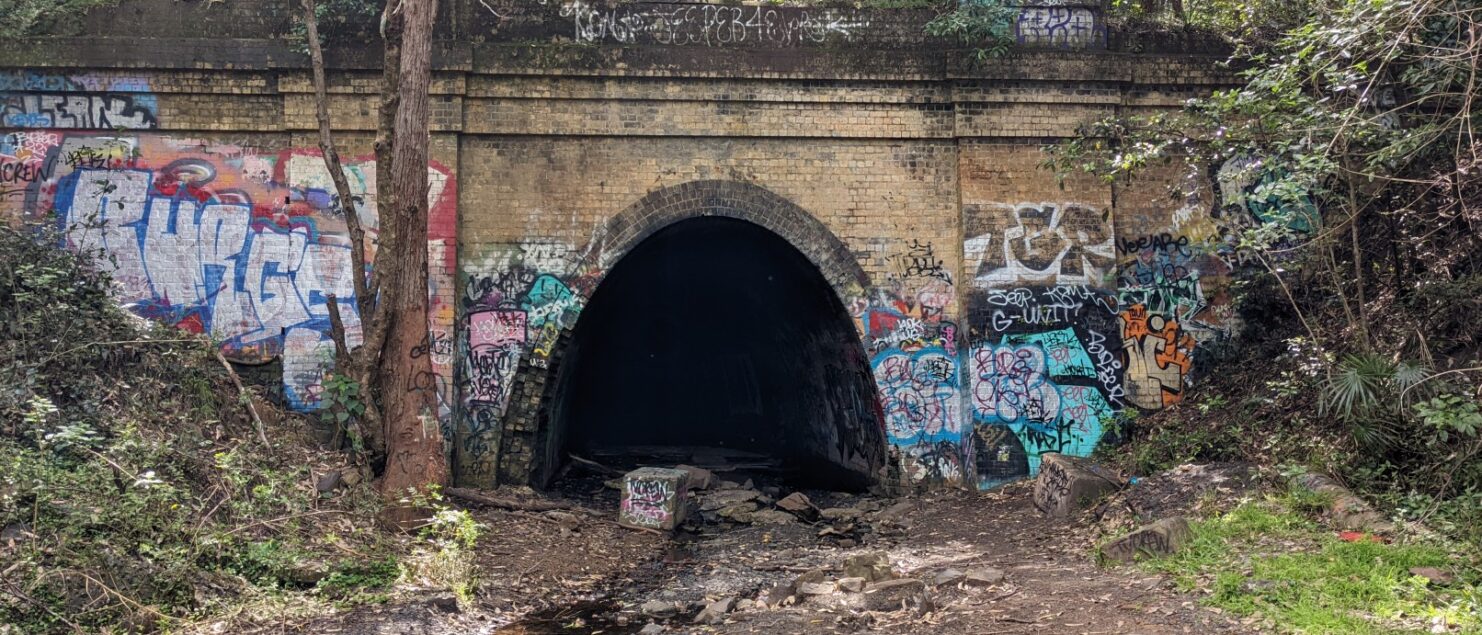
<box><xmin>1</xmin><ymin>0</ymin><xmax>1241</xmax><ymax>491</ymax></box>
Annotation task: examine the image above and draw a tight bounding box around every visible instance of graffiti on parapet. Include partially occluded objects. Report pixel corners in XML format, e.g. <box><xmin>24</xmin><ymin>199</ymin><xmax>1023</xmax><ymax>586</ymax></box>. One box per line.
<box><xmin>1</xmin><ymin>72</ymin><xmax>158</xmax><ymax>129</ymax></box>
<box><xmin>966</xmin><ymin>202</ymin><xmax>1116</xmax><ymax>288</ymax></box>
<box><xmin>7</xmin><ymin>134</ymin><xmax>457</xmax><ymax>412</ymax></box>
<box><xmin>1015</xmin><ymin>6</ymin><xmax>1105</xmax><ymax>49</ymax></box>
<box><xmin>559</xmin><ymin>2</ymin><xmax>871</xmax><ymax>47</ymax></box>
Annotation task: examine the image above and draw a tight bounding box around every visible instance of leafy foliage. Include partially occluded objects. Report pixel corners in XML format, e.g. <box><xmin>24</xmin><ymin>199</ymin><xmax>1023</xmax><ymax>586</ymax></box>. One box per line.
<box><xmin>0</xmin><ymin>0</ymin><xmax>119</xmax><ymax>38</ymax></box>
<box><xmin>0</xmin><ymin>226</ymin><xmax>399</xmax><ymax>633</ymax></box>
<box><xmin>923</xmin><ymin>0</ymin><xmax>1020</xmax><ymax>61</ymax></box>
<box><xmin>1049</xmin><ymin>0</ymin><xmax>1482</xmax><ymax>541</ymax></box>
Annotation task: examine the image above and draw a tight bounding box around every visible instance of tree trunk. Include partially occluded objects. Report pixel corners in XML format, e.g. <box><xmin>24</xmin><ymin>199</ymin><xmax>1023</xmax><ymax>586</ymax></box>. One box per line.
<box><xmin>377</xmin><ymin>0</ymin><xmax>446</xmax><ymax>528</ymax></box>
<box><xmin>301</xmin><ymin>0</ymin><xmax>385</xmax><ymax>462</ymax></box>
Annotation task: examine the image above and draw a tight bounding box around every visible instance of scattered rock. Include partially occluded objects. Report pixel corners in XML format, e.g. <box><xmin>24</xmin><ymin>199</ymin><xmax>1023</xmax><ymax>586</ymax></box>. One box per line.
<box><xmin>843</xmin><ymin>552</ymin><xmax>895</xmax><ymax>582</ymax></box>
<box><xmin>756</xmin><ymin>581</ymin><xmax>796</xmax><ymax>608</ymax></box>
<box><xmin>1</xmin><ymin>523</ymin><xmax>30</xmax><ymax>543</ymax></box>
<box><xmin>1034</xmin><ymin>453</ymin><xmax>1121</xmax><ymax>517</ymax></box>
<box><xmin>798</xmin><ymin>581</ymin><xmax>837</xmax><ymax>596</ymax></box>
<box><xmin>795</xmin><ymin>569</ymin><xmax>828</xmax><ymax>585</ymax></box>
<box><xmin>717</xmin><ymin>502</ymin><xmax>759</xmax><ymax>523</ymax></box>
<box><xmin>639</xmin><ymin>624</ymin><xmax>665</xmax><ymax>635</ymax></box>
<box><xmin>821</xmin><ymin>507</ymin><xmax>863</xmax><ymax>521</ymax></box>
<box><xmin>776</xmin><ymin>492</ymin><xmax>820</xmax><ymax>520</ymax></box>
<box><xmin>1291</xmin><ymin>472</ymin><xmax>1397</xmax><ymax>533</ymax></box>
<box><xmin>862</xmin><ymin>578</ymin><xmax>928</xmax><ymax>612</ymax></box>
<box><xmin>837</xmin><ymin>577</ymin><xmax>866</xmax><ymax>593</ymax></box>
<box><xmin>875</xmin><ymin>500</ymin><xmax>914</xmax><ymax>522</ymax></box>
<box><xmin>281</xmin><ymin>560</ymin><xmax>331</xmax><ymax>586</ymax></box>
<box><xmin>700</xmin><ymin>489</ymin><xmax>761</xmax><ymax>511</ymax></box>
<box><xmin>932</xmin><ymin>568</ymin><xmax>966</xmax><ymax>587</ymax></box>
<box><xmin>964</xmin><ymin>566</ymin><xmax>1005</xmax><ymax>586</ymax></box>
<box><xmin>693</xmin><ymin>597</ymin><xmax>735</xmax><ymax>624</ymax></box>
<box><xmin>1099</xmin><ymin>517</ymin><xmax>1194</xmax><ymax>564</ymax></box>
<box><xmin>1410</xmin><ymin>567</ymin><xmax>1456</xmax><ymax>585</ymax></box>
<box><xmin>750</xmin><ymin>509</ymin><xmax>796</xmax><ymax>525</ymax></box>
<box><xmin>640</xmin><ymin>599</ymin><xmax>680</xmax><ymax>619</ymax></box>
<box><xmin>733</xmin><ymin>598</ymin><xmax>758</xmax><ymax>611</ymax></box>
<box><xmin>675</xmin><ymin>464</ymin><xmax>713</xmax><ymax>491</ymax></box>
<box><xmin>424</xmin><ymin>593</ymin><xmax>459</xmax><ymax>613</ymax></box>
<box><xmin>315</xmin><ymin>471</ymin><xmax>341</xmax><ymax>493</ymax></box>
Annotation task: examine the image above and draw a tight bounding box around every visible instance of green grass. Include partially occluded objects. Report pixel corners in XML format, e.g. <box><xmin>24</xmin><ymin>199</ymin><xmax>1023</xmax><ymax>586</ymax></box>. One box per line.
<box><xmin>1137</xmin><ymin>496</ymin><xmax>1481</xmax><ymax>634</ymax></box>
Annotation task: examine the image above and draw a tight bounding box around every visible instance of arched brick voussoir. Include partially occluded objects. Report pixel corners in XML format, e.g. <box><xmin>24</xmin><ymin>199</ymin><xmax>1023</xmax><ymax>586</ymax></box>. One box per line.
<box><xmin>579</xmin><ymin>179</ymin><xmax>872</xmax><ymax>308</ymax></box>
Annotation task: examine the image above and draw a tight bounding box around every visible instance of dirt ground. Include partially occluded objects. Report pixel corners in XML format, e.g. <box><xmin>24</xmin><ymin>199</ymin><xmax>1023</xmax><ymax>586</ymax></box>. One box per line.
<box><xmin>262</xmin><ymin>462</ymin><xmax>1264</xmax><ymax>635</ymax></box>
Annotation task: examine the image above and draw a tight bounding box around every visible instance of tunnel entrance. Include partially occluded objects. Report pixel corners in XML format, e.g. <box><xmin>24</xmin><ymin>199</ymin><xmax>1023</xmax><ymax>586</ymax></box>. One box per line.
<box><xmin>549</xmin><ymin>217</ymin><xmax>885</xmax><ymax>490</ymax></box>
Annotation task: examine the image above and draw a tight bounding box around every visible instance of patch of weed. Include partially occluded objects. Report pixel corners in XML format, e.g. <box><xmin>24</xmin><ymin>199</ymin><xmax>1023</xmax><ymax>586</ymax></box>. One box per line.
<box><xmin>1141</xmin><ymin>497</ymin><xmax>1480</xmax><ymax>634</ymax></box>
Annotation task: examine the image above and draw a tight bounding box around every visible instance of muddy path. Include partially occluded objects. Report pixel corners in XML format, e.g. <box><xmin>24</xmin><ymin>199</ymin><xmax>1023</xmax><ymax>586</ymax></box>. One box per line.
<box><xmin>276</xmin><ymin>480</ymin><xmax>1249</xmax><ymax>635</ymax></box>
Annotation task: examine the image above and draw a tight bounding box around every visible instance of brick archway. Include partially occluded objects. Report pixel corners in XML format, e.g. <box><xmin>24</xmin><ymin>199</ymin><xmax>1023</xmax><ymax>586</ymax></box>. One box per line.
<box><xmin>471</xmin><ymin>180</ymin><xmax>883</xmax><ymax>488</ymax></box>
<box><xmin>583</xmin><ymin>180</ymin><xmax>872</xmax><ymax>305</ymax></box>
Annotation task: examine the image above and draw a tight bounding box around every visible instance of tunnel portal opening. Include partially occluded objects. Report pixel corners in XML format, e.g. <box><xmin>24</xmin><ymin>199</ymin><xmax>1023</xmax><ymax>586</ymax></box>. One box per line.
<box><xmin>550</xmin><ymin>217</ymin><xmax>885</xmax><ymax>490</ymax></box>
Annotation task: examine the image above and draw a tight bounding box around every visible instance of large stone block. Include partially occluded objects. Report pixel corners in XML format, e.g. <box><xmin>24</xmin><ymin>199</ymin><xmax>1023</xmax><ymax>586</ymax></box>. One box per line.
<box><xmin>1033</xmin><ymin>453</ymin><xmax>1121</xmax><ymax>517</ymax></box>
<box><xmin>619</xmin><ymin>467</ymin><xmax>688</xmax><ymax>531</ymax></box>
<box><xmin>1098</xmin><ymin>516</ymin><xmax>1193</xmax><ymax>564</ymax></box>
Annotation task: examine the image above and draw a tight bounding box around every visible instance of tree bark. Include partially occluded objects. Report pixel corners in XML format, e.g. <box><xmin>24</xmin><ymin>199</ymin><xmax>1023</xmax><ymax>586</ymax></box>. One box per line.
<box><xmin>377</xmin><ymin>0</ymin><xmax>446</xmax><ymax>529</ymax></box>
<box><xmin>301</xmin><ymin>0</ymin><xmax>385</xmax><ymax>460</ymax></box>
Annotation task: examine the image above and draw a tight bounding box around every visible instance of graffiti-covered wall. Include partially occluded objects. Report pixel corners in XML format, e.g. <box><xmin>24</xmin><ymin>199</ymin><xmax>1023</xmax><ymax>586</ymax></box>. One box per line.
<box><xmin>3</xmin><ymin>0</ymin><xmax>1240</xmax><ymax>490</ymax></box>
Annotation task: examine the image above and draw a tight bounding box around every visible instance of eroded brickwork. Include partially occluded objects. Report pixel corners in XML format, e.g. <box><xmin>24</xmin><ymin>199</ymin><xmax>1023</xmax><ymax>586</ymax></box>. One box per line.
<box><xmin>2</xmin><ymin>0</ymin><xmax>1241</xmax><ymax>490</ymax></box>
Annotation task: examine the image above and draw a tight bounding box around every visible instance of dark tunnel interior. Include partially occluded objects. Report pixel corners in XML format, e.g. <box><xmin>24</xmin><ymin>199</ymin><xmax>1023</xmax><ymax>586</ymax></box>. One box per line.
<box><xmin>549</xmin><ymin>217</ymin><xmax>886</xmax><ymax>489</ymax></box>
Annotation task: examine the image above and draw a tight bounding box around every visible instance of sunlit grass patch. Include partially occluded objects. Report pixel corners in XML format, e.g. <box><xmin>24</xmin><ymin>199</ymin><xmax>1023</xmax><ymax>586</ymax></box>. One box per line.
<box><xmin>1140</xmin><ymin>496</ymin><xmax>1480</xmax><ymax>634</ymax></box>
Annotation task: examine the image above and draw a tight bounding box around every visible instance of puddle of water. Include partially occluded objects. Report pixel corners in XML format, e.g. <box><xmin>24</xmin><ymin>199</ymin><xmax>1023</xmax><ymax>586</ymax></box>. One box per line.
<box><xmin>492</xmin><ymin>600</ymin><xmax>647</xmax><ymax>635</ymax></box>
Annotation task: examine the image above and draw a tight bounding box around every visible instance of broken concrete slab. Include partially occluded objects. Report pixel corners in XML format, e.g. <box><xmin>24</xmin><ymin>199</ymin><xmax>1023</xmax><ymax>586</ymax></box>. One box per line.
<box><xmin>1099</xmin><ymin>517</ymin><xmax>1194</xmax><ymax>564</ymax></box>
<box><xmin>862</xmin><ymin>578</ymin><xmax>928</xmax><ymax>612</ymax></box>
<box><xmin>964</xmin><ymin>566</ymin><xmax>1005</xmax><ymax>586</ymax></box>
<box><xmin>693</xmin><ymin>597</ymin><xmax>735</xmax><ymax>624</ymax></box>
<box><xmin>798</xmin><ymin>581</ymin><xmax>837</xmax><ymax>596</ymax></box>
<box><xmin>776</xmin><ymin>492</ymin><xmax>820</xmax><ymax>520</ymax></box>
<box><xmin>931</xmin><ymin>568</ymin><xmax>965</xmax><ymax>587</ymax></box>
<box><xmin>750</xmin><ymin>509</ymin><xmax>795</xmax><ymax>525</ymax></box>
<box><xmin>1034</xmin><ymin>453</ymin><xmax>1122</xmax><ymax>517</ymax></box>
<box><xmin>699</xmin><ymin>488</ymin><xmax>761</xmax><ymax>511</ymax></box>
<box><xmin>674</xmin><ymin>464</ymin><xmax>713</xmax><ymax>491</ymax></box>
<box><xmin>621</xmin><ymin>468</ymin><xmax>688</xmax><ymax>531</ymax></box>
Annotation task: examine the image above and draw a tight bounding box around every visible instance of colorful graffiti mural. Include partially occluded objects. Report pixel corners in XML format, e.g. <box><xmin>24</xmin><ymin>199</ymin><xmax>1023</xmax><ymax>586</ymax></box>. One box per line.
<box><xmin>855</xmin><ymin>238</ymin><xmax>966</xmax><ymax>485</ymax></box>
<box><xmin>1</xmin><ymin>72</ymin><xmax>158</xmax><ymax>129</ymax></box>
<box><xmin>966</xmin><ymin>201</ymin><xmax>1116</xmax><ymax>288</ymax></box>
<box><xmin>3</xmin><ymin>133</ymin><xmax>457</xmax><ymax>415</ymax></box>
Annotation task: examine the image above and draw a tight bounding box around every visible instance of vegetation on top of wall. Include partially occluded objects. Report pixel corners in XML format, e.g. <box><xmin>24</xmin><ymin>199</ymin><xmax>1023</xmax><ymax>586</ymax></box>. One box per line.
<box><xmin>0</xmin><ymin>0</ymin><xmax>120</xmax><ymax>37</ymax></box>
<box><xmin>1060</xmin><ymin>0</ymin><xmax>1482</xmax><ymax>542</ymax></box>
